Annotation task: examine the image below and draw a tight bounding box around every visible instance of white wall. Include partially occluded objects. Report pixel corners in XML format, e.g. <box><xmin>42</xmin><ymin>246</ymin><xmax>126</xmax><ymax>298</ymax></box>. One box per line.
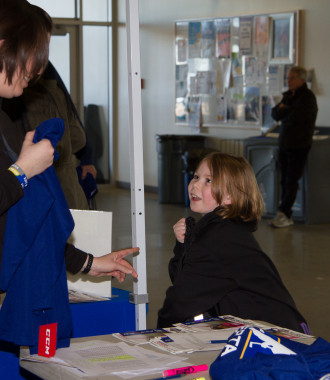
<box><xmin>116</xmin><ymin>0</ymin><xmax>330</xmax><ymax>188</ymax></box>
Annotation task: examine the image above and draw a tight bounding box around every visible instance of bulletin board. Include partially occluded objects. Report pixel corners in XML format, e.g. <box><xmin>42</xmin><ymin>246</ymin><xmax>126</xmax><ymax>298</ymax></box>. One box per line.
<box><xmin>174</xmin><ymin>11</ymin><xmax>300</xmax><ymax>134</ymax></box>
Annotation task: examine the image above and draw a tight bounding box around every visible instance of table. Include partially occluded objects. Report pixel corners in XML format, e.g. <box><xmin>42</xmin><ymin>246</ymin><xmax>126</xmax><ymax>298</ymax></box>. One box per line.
<box><xmin>20</xmin><ymin>325</ymin><xmax>315</xmax><ymax>380</ymax></box>
<box><xmin>20</xmin><ymin>333</ymin><xmax>215</xmax><ymax>380</ymax></box>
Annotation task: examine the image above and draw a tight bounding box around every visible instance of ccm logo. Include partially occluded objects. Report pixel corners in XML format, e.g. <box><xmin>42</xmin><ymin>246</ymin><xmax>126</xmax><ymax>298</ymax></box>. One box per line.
<box><xmin>45</xmin><ymin>328</ymin><xmax>51</xmax><ymax>355</ymax></box>
<box><xmin>38</xmin><ymin>323</ymin><xmax>57</xmax><ymax>357</ymax></box>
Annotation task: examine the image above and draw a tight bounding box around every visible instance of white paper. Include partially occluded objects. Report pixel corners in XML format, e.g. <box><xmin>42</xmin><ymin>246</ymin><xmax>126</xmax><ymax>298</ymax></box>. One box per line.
<box><xmin>54</xmin><ymin>340</ymin><xmax>188</xmax><ymax>378</ymax></box>
<box><xmin>113</xmin><ymin>328</ymin><xmax>172</xmax><ymax>346</ymax></box>
<box><xmin>149</xmin><ymin>330</ymin><xmax>239</xmax><ymax>354</ymax></box>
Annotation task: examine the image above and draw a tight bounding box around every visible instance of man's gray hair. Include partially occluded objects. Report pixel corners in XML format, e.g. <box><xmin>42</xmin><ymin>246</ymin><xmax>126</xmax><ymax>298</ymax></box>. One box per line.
<box><xmin>290</xmin><ymin>66</ymin><xmax>307</xmax><ymax>81</ymax></box>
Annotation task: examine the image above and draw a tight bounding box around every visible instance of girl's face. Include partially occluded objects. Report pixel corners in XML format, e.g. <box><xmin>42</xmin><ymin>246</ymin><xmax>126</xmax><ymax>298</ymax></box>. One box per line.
<box><xmin>188</xmin><ymin>160</ymin><xmax>219</xmax><ymax>215</ymax></box>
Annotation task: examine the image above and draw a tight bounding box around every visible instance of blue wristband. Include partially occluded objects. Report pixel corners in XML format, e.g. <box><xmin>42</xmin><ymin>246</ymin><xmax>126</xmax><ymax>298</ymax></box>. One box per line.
<box><xmin>8</xmin><ymin>164</ymin><xmax>28</xmax><ymax>189</ymax></box>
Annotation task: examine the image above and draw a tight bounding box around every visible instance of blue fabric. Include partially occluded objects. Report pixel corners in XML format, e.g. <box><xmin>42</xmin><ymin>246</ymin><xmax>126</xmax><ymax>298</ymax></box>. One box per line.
<box><xmin>209</xmin><ymin>326</ymin><xmax>330</xmax><ymax>380</ymax></box>
<box><xmin>76</xmin><ymin>165</ymin><xmax>98</xmax><ymax>202</ymax></box>
<box><xmin>0</xmin><ymin>118</ymin><xmax>74</xmax><ymax>354</ymax></box>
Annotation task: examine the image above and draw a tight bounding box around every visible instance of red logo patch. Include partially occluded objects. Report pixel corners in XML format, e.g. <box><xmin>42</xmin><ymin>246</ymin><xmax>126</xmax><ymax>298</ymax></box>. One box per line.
<box><xmin>38</xmin><ymin>323</ymin><xmax>57</xmax><ymax>357</ymax></box>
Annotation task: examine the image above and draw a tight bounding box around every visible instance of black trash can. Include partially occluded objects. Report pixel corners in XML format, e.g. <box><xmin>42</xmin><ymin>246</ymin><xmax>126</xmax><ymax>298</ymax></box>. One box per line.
<box><xmin>182</xmin><ymin>148</ymin><xmax>217</xmax><ymax>207</ymax></box>
<box><xmin>155</xmin><ymin>135</ymin><xmax>206</xmax><ymax>204</ymax></box>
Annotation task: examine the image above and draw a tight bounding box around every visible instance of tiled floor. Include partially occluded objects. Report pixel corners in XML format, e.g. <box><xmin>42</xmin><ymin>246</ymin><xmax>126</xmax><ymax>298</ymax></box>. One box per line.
<box><xmin>96</xmin><ymin>185</ymin><xmax>330</xmax><ymax>341</ymax></box>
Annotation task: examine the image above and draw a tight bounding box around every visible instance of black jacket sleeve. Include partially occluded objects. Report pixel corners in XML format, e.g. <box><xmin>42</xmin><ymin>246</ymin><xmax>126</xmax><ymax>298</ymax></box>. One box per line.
<box><xmin>0</xmin><ymin>170</ymin><xmax>24</xmax><ymax>215</ymax></box>
<box><xmin>271</xmin><ymin>96</ymin><xmax>291</xmax><ymax>122</ymax></box>
<box><xmin>168</xmin><ymin>241</ymin><xmax>184</xmax><ymax>283</ymax></box>
<box><xmin>64</xmin><ymin>243</ymin><xmax>88</xmax><ymax>274</ymax></box>
<box><xmin>271</xmin><ymin>90</ymin><xmax>317</xmax><ymax>126</ymax></box>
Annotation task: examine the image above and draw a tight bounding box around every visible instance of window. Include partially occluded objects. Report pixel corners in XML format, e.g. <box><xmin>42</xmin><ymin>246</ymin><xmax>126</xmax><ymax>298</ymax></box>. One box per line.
<box><xmin>29</xmin><ymin>0</ymin><xmax>77</xmax><ymax>18</ymax></box>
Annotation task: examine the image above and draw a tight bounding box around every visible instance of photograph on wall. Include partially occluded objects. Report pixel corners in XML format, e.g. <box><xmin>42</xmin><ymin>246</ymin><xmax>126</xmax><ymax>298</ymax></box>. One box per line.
<box><xmin>196</xmin><ymin>70</ymin><xmax>216</xmax><ymax>94</ymax></box>
<box><xmin>231</xmin><ymin>17</ymin><xmax>240</xmax><ymax>56</ymax></box>
<box><xmin>176</xmin><ymin>38</ymin><xmax>188</xmax><ymax>64</ymax></box>
<box><xmin>176</xmin><ymin>81</ymin><xmax>187</xmax><ymax>99</ymax></box>
<box><xmin>244</xmin><ymin>86</ymin><xmax>260</xmax><ymax>123</ymax></box>
<box><xmin>175</xmin><ymin>64</ymin><xmax>188</xmax><ymax>98</ymax></box>
<box><xmin>227</xmin><ymin>87</ymin><xmax>245</xmax><ymax>122</ymax></box>
<box><xmin>216</xmin><ymin>95</ymin><xmax>227</xmax><ymax>122</ymax></box>
<box><xmin>232</xmin><ymin>52</ymin><xmax>243</xmax><ymax>77</ymax></box>
<box><xmin>269</xmin><ymin>13</ymin><xmax>294</xmax><ymax>63</ymax></box>
<box><xmin>268</xmin><ymin>64</ymin><xmax>284</xmax><ymax>93</ymax></box>
<box><xmin>201</xmin><ymin>95</ymin><xmax>217</xmax><ymax>124</ymax></box>
<box><xmin>188</xmin><ymin>74</ymin><xmax>197</xmax><ymax>95</ymax></box>
<box><xmin>187</xmin><ymin>96</ymin><xmax>202</xmax><ymax>130</ymax></box>
<box><xmin>215</xmin><ymin>18</ymin><xmax>231</xmax><ymax>58</ymax></box>
<box><xmin>244</xmin><ymin>56</ymin><xmax>267</xmax><ymax>84</ymax></box>
<box><xmin>176</xmin><ymin>64</ymin><xmax>188</xmax><ymax>82</ymax></box>
<box><xmin>254</xmin><ymin>15</ymin><xmax>270</xmax><ymax>58</ymax></box>
<box><xmin>201</xmin><ymin>20</ymin><xmax>216</xmax><ymax>58</ymax></box>
<box><xmin>175</xmin><ymin>98</ymin><xmax>187</xmax><ymax>123</ymax></box>
<box><xmin>188</xmin><ymin>22</ymin><xmax>202</xmax><ymax>59</ymax></box>
<box><xmin>215</xmin><ymin>58</ymin><xmax>231</xmax><ymax>93</ymax></box>
<box><xmin>239</xmin><ymin>16</ymin><xmax>253</xmax><ymax>56</ymax></box>
<box><xmin>176</xmin><ymin>21</ymin><xmax>188</xmax><ymax>38</ymax></box>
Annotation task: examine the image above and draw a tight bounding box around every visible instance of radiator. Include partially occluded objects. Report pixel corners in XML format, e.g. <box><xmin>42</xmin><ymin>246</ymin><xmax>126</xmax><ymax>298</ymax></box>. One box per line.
<box><xmin>217</xmin><ymin>139</ymin><xmax>244</xmax><ymax>156</ymax></box>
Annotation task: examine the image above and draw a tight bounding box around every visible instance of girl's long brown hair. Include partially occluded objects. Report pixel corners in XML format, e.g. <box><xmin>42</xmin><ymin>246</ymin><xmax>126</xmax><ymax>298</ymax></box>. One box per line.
<box><xmin>200</xmin><ymin>152</ymin><xmax>264</xmax><ymax>221</ymax></box>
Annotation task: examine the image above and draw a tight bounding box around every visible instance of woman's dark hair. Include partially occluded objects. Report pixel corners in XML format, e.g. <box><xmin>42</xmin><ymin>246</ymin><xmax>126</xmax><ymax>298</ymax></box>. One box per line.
<box><xmin>0</xmin><ymin>0</ymin><xmax>53</xmax><ymax>84</ymax></box>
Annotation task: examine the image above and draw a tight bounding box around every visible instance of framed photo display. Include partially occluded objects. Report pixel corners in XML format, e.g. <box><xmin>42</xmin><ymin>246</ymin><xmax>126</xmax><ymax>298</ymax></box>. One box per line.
<box><xmin>174</xmin><ymin>10</ymin><xmax>300</xmax><ymax>133</ymax></box>
<box><xmin>269</xmin><ymin>13</ymin><xmax>296</xmax><ymax>64</ymax></box>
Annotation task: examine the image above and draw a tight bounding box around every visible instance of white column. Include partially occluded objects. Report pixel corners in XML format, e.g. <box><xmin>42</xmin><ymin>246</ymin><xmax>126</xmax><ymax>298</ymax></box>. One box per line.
<box><xmin>125</xmin><ymin>0</ymin><xmax>148</xmax><ymax>330</ymax></box>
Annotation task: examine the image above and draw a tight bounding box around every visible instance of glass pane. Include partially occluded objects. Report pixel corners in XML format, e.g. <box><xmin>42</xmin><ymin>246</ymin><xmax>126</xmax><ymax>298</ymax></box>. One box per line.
<box><xmin>83</xmin><ymin>26</ymin><xmax>111</xmax><ymax>181</ymax></box>
<box><xmin>83</xmin><ymin>0</ymin><xmax>111</xmax><ymax>22</ymax></box>
<box><xmin>49</xmin><ymin>35</ymin><xmax>71</xmax><ymax>92</ymax></box>
<box><xmin>28</xmin><ymin>0</ymin><xmax>76</xmax><ymax>18</ymax></box>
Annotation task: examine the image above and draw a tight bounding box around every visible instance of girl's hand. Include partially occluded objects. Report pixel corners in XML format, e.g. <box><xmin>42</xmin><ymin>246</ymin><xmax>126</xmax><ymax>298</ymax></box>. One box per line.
<box><xmin>173</xmin><ymin>218</ymin><xmax>186</xmax><ymax>243</ymax></box>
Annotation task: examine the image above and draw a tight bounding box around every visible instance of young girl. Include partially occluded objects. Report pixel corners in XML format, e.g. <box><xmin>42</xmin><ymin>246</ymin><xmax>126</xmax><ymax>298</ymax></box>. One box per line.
<box><xmin>157</xmin><ymin>152</ymin><xmax>309</xmax><ymax>334</ymax></box>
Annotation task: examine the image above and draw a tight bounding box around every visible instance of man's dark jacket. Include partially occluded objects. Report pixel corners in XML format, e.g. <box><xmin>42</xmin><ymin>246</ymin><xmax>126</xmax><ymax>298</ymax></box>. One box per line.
<box><xmin>271</xmin><ymin>83</ymin><xmax>318</xmax><ymax>149</ymax></box>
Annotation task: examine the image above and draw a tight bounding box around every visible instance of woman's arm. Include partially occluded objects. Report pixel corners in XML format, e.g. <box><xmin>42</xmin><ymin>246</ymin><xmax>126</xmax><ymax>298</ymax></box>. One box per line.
<box><xmin>0</xmin><ymin>170</ymin><xmax>24</xmax><ymax>215</ymax></box>
<box><xmin>65</xmin><ymin>243</ymin><xmax>138</xmax><ymax>282</ymax></box>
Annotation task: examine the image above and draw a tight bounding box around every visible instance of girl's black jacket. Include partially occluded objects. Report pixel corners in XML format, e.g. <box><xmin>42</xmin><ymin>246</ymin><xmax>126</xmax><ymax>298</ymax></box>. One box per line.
<box><xmin>157</xmin><ymin>210</ymin><xmax>307</xmax><ymax>333</ymax></box>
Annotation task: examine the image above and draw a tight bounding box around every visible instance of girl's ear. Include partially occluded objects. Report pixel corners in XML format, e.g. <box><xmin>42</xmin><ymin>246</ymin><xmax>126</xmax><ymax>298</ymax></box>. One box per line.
<box><xmin>222</xmin><ymin>194</ymin><xmax>232</xmax><ymax>205</ymax></box>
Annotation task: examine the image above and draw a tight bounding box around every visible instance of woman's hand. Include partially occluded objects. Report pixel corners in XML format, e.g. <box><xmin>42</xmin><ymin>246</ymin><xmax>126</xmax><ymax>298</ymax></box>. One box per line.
<box><xmin>173</xmin><ymin>218</ymin><xmax>186</xmax><ymax>243</ymax></box>
<box><xmin>85</xmin><ymin>247</ymin><xmax>139</xmax><ymax>282</ymax></box>
<box><xmin>15</xmin><ymin>131</ymin><xmax>54</xmax><ymax>179</ymax></box>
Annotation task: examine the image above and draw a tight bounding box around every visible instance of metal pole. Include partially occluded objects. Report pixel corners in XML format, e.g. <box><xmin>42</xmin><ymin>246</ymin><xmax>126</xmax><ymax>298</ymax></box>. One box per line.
<box><xmin>125</xmin><ymin>0</ymin><xmax>148</xmax><ymax>330</ymax></box>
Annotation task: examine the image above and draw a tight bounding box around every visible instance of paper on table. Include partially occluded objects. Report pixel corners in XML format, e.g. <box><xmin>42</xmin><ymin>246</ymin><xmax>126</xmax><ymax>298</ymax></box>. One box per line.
<box><xmin>113</xmin><ymin>328</ymin><xmax>173</xmax><ymax>345</ymax></box>
<box><xmin>21</xmin><ymin>354</ymin><xmax>77</xmax><ymax>368</ymax></box>
<box><xmin>54</xmin><ymin>340</ymin><xmax>189</xmax><ymax>378</ymax></box>
<box><xmin>173</xmin><ymin>315</ymin><xmax>247</xmax><ymax>333</ymax></box>
<box><xmin>149</xmin><ymin>330</ymin><xmax>238</xmax><ymax>354</ymax></box>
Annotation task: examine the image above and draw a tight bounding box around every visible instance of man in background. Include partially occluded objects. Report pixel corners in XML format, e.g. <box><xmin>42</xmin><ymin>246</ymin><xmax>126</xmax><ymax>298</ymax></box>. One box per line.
<box><xmin>270</xmin><ymin>66</ymin><xmax>318</xmax><ymax>228</ymax></box>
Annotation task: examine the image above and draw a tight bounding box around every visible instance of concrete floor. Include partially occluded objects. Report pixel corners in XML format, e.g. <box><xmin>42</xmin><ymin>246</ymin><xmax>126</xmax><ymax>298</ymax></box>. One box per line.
<box><xmin>96</xmin><ymin>185</ymin><xmax>330</xmax><ymax>341</ymax></box>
